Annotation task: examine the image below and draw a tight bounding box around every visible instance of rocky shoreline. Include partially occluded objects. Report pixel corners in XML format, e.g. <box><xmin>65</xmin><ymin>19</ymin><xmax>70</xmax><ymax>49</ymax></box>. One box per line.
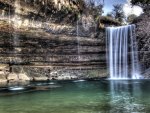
<box><xmin>0</xmin><ymin>64</ymin><xmax>108</xmax><ymax>86</ymax></box>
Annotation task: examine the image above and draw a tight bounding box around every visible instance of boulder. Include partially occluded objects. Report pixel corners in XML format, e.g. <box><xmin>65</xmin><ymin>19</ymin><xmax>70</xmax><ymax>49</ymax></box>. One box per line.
<box><xmin>0</xmin><ymin>71</ymin><xmax>5</xmax><ymax>75</ymax></box>
<box><xmin>0</xmin><ymin>81</ymin><xmax>7</xmax><ymax>87</ymax></box>
<box><xmin>0</xmin><ymin>64</ymin><xmax>9</xmax><ymax>71</ymax></box>
<box><xmin>0</xmin><ymin>74</ymin><xmax>7</xmax><ymax>83</ymax></box>
<box><xmin>18</xmin><ymin>73</ymin><xmax>30</xmax><ymax>81</ymax></box>
<box><xmin>7</xmin><ymin>73</ymin><xmax>19</xmax><ymax>82</ymax></box>
<box><xmin>8</xmin><ymin>81</ymin><xmax>30</xmax><ymax>86</ymax></box>
<box><xmin>0</xmin><ymin>64</ymin><xmax>9</xmax><ymax>84</ymax></box>
<box><xmin>33</xmin><ymin>77</ymin><xmax>48</xmax><ymax>81</ymax></box>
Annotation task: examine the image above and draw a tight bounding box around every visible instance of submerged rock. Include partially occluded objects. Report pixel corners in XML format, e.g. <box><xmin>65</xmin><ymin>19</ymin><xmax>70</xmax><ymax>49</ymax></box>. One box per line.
<box><xmin>0</xmin><ymin>64</ymin><xmax>9</xmax><ymax>84</ymax></box>
<box><xmin>8</xmin><ymin>81</ymin><xmax>29</xmax><ymax>87</ymax></box>
<box><xmin>34</xmin><ymin>85</ymin><xmax>61</xmax><ymax>91</ymax></box>
<box><xmin>7</xmin><ymin>73</ymin><xmax>30</xmax><ymax>82</ymax></box>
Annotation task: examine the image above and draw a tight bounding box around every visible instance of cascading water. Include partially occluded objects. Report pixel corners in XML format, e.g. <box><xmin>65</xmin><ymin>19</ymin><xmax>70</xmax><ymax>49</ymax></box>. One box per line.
<box><xmin>106</xmin><ymin>25</ymin><xmax>141</xmax><ymax>79</ymax></box>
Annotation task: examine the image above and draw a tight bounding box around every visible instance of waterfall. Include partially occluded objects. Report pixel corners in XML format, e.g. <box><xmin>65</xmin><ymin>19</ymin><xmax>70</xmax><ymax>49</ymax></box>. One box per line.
<box><xmin>106</xmin><ymin>25</ymin><xmax>141</xmax><ymax>79</ymax></box>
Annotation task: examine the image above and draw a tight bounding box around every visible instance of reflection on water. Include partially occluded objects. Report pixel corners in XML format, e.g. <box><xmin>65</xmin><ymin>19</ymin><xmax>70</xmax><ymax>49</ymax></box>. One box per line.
<box><xmin>73</xmin><ymin>79</ymin><xmax>86</xmax><ymax>82</ymax></box>
<box><xmin>9</xmin><ymin>86</ymin><xmax>25</xmax><ymax>91</ymax></box>
<box><xmin>0</xmin><ymin>80</ymin><xmax>149</xmax><ymax>113</ymax></box>
<box><xmin>109</xmin><ymin>80</ymin><xmax>146</xmax><ymax>113</ymax></box>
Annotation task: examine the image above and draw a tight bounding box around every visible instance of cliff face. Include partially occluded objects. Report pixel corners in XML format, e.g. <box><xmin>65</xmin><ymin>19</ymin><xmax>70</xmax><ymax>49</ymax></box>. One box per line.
<box><xmin>133</xmin><ymin>8</ymin><xmax>150</xmax><ymax>78</ymax></box>
<box><xmin>0</xmin><ymin>0</ymin><xmax>109</xmax><ymax>84</ymax></box>
<box><xmin>0</xmin><ymin>19</ymin><xmax>106</xmax><ymax>81</ymax></box>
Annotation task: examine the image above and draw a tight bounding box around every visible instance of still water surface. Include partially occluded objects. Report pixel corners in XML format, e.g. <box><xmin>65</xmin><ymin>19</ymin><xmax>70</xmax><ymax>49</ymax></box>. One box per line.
<box><xmin>0</xmin><ymin>80</ymin><xmax>149</xmax><ymax>113</ymax></box>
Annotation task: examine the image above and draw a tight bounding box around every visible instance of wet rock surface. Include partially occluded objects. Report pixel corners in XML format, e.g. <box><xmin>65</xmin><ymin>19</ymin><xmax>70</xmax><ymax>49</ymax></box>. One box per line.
<box><xmin>133</xmin><ymin>9</ymin><xmax>150</xmax><ymax>77</ymax></box>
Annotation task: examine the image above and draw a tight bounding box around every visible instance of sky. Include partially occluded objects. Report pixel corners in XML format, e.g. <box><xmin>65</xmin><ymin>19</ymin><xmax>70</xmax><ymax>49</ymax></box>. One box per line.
<box><xmin>100</xmin><ymin>0</ymin><xmax>143</xmax><ymax>16</ymax></box>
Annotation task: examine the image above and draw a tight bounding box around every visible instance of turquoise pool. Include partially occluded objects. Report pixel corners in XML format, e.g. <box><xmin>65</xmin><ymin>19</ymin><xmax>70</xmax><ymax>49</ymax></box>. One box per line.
<box><xmin>0</xmin><ymin>80</ymin><xmax>150</xmax><ymax>113</ymax></box>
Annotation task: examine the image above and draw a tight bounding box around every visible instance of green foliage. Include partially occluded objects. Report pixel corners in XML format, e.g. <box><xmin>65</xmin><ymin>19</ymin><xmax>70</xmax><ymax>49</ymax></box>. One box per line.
<box><xmin>131</xmin><ymin>0</ymin><xmax>150</xmax><ymax>7</ymax></box>
<box><xmin>25</xmin><ymin>0</ymin><xmax>104</xmax><ymax>22</ymax></box>
<box><xmin>99</xmin><ymin>16</ymin><xmax>121</xmax><ymax>26</ymax></box>
<box><xmin>127</xmin><ymin>14</ymin><xmax>137</xmax><ymax>23</ymax></box>
<box><xmin>85</xmin><ymin>0</ymin><xmax>104</xmax><ymax>20</ymax></box>
<box><xmin>106</xmin><ymin>13</ymin><xmax>113</xmax><ymax>18</ymax></box>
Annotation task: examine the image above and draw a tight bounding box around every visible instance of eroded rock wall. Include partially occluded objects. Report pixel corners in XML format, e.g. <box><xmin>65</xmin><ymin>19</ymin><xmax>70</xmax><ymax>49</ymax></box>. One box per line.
<box><xmin>0</xmin><ymin>0</ymin><xmax>110</xmax><ymax>84</ymax></box>
<box><xmin>133</xmin><ymin>8</ymin><xmax>150</xmax><ymax>78</ymax></box>
<box><xmin>0</xmin><ymin>18</ymin><xmax>107</xmax><ymax>83</ymax></box>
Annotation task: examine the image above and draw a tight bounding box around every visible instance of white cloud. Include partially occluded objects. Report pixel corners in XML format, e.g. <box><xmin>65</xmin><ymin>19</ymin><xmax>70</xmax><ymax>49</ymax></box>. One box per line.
<box><xmin>123</xmin><ymin>1</ymin><xmax>143</xmax><ymax>17</ymax></box>
<box><xmin>132</xmin><ymin>6</ymin><xmax>143</xmax><ymax>16</ymax></box>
